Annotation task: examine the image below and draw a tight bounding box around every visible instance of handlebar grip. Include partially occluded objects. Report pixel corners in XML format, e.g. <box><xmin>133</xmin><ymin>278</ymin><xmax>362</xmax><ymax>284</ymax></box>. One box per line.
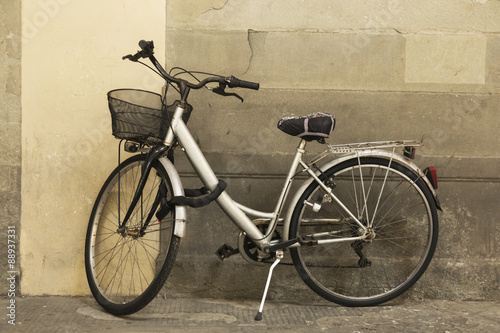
<box><xmin>139</xmin><ymin>40</ymin><xmax>155</xmax><ymax>57</ymax></box>
<box><xmin>139</xmin><ymin>40</ymin><xmax>153</xmax><ymax>49</ymax></box>
<box><xmin>239</xmin><ymin>79</ymin><xmax>260</xmax><ymax>90</ymax></box>
<box><xmin>226</xmin><ymin>76</ymin><xmax>260</xmax><ymax>90</ymax></box>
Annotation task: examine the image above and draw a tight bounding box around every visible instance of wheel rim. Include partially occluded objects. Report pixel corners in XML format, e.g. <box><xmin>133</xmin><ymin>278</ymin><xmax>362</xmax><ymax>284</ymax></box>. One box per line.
<box><xmin>293</xmin><ymin>161</ymin><xmax>436</xmax><ymax>303</ymax></box>
<box><xmin>88</xmin><ymin>159</ymin><xmax>174</xmax><ymax>305</ymax></box>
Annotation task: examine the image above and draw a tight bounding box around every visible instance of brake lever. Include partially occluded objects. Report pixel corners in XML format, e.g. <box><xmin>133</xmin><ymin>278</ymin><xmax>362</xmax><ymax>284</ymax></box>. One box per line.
<box><xmin>122</xmin><ymin>53</ymin><xmax>140</xmax><ymax>62</ymax></box>
<box><xmin>212</xmin><ymin>84</ymin><xmax>244</xmax><ymax>102</ymax></box>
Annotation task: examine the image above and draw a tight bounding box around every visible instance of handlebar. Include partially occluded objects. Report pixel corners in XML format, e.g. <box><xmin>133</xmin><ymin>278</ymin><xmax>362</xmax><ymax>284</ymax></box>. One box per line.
<box><xmin>123</xmin><ymin>40</ymin><xmax>260</xmax><ymax>95</ymax></box>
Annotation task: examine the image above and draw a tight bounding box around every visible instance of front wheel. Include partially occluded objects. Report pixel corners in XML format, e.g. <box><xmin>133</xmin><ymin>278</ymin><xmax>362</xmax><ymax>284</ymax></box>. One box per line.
<box><xmin>85</xmin><ymin>154</ymin><xmax>180</xmax><ymax>315</ymax></box>
<box><xmin>289</xmin><ymin>157</ymin><xmax>438</xmax><ymax>306</ymax></box>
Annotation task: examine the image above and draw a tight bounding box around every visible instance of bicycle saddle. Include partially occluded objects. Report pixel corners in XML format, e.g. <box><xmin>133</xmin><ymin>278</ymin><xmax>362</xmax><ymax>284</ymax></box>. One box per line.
<box><xmin>277</xmin><ymin>112</ymin><xmax>335</xmax><ymax>142</ymax></box>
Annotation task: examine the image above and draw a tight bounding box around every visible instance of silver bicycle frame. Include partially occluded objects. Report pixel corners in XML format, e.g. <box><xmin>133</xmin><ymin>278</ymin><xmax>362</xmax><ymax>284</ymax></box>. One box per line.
<box><xmin>164</xmin><ymin>104</ymin><xmax>369</xmax><ymax>249</ymax></box>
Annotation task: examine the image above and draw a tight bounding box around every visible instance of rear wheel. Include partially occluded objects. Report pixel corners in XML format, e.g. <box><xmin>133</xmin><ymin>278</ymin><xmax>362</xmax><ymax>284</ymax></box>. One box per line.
<box><xmin>85</xmin><ymin>154</ymin><xmax>180</xmax><ymax>315</ymax></box>
<box><xmin>289</xmin><ymin>157</ymin><xmax>438</xmax><ymax>306</ymax></box>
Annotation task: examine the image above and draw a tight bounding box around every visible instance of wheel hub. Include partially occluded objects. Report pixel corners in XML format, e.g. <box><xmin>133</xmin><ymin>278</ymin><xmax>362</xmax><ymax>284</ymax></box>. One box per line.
<box><xmin>365</xmin><ymin>228</ymin><xmax>376</xmax><ymax>241</ymax></box>
<box><xmin>127</xmin><ymin>229</ymin><xmax>141</xmax><ymax>239</ymax></box>
<box><xmin>116</xmin><ymin>226</ymin><xmax>142</xmax><ymax>239</ymax></box>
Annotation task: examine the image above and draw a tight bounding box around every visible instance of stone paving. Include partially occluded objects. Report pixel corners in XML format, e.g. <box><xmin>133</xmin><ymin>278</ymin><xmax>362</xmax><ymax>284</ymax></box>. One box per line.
<box><xmin>1</xmin><ymin>296</ymin><xmax>499</xmax><ymax>332</ymax></box>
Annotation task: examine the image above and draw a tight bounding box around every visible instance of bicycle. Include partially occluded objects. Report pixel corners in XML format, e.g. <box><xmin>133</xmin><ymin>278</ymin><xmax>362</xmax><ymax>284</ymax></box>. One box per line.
<box><xmin>84</xmin><ymin>40</ymin><xmax>441</xmax><ymax>320</ymax></box>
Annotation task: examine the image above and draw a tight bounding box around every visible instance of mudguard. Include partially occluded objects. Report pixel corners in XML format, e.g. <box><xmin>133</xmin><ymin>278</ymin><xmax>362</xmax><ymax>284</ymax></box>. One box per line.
<box><xmin>157</xmin><ymin>156</ymin><xmax>187</xmax><ymax>237</ymax></box>
<box><xmin>282</xmin><ymin>149</ymin><xmax>441</xmax><ymax>241</ymax></box>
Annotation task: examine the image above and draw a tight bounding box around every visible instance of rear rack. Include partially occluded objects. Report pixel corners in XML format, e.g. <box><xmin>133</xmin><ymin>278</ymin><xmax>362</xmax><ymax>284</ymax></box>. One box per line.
<box><xmin>310</xmin><ymin>140</ymin><xmax>422</xmax><ymax>165</ymax></box>
<box><xmin>327</xmin><ymin>140</ymin><xmax>422</xmax><ymax>154</ymax></box>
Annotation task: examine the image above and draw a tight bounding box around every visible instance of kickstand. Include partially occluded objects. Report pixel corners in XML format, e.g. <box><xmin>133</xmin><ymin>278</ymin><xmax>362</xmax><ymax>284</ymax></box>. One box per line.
<box><xmin>255</xmin><ymin>250</ymin><xmax>283</xmax><ymax>321</ymax></box>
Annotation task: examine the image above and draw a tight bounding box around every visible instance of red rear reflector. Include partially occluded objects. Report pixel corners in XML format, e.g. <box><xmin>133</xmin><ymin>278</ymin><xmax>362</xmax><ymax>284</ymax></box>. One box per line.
<box><xmin>424</xmin><ymin>166</ymin><xmax>438</xmax><ymax>189</ymax></box>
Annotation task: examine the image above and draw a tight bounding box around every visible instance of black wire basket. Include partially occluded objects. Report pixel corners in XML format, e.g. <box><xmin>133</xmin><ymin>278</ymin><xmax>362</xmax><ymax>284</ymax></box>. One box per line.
<box><xmin>108</xmin><ymin>89</ymin><xmax>191</xmax><ymax>146</ymax></box>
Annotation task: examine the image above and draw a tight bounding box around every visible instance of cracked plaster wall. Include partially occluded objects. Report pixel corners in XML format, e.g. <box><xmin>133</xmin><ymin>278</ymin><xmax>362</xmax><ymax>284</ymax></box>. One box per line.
<box><xmin>165</xmin><ymin>0</ymin><xmax>500</xmax><ymax>301</ymax></box>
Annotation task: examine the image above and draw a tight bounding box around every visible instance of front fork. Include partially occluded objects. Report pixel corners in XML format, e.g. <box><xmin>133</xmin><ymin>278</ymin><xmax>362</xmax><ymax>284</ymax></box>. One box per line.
<box><xmin>117</xmin><ymin>144</ymin><xmax>171</xmax><ymax>231</ymax></box>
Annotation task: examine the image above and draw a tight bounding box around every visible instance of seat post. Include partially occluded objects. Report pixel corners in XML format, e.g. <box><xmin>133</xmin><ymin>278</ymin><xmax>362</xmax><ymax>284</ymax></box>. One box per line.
<box><xmin>298</xmin><ymin>138</ymin><xmax>307</xmax><ymax>151</ymax></box>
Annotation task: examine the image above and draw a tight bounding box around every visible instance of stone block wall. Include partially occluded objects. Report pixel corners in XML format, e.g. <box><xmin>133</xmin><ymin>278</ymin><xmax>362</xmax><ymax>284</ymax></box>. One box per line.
<box><xmin>0</xmin><ymin>1</ymin><xmax>21</xmax><ymax>295</ymax></box>
<box><xmin>164</xmin><ymin>0</ymin><xmax>500</xmax><ymax>301</ymax></box>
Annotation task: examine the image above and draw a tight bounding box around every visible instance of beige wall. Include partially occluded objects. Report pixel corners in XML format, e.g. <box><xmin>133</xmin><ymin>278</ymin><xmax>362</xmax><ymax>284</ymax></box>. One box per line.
<box><xmin>21</xmin><ymin>0</ymin><xmax>166</xmax><ymax>295</ymax></box>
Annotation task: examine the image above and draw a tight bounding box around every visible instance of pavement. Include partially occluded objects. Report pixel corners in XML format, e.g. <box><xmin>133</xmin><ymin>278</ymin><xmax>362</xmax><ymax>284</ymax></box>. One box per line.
<box><xmin>1</xmin><ymin>295</ymin><xmax>499</xmax><ymax>332</ymax></box>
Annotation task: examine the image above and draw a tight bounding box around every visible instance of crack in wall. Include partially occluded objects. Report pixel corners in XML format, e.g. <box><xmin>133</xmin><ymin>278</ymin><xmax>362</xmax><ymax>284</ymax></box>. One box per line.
<box><xmin>197</xmin><ymin>0</ymin><xmax>230</xmax><ymax>19</ymax></box>
<box><xmin>244</xmin><ymin>30</ymin><xmax>267</xmax><ymax>75</ymax></box>
<box><xmin>170</xmin><ymin>0</ymin><xmax>231</xmax><ymax>23</ymax></box>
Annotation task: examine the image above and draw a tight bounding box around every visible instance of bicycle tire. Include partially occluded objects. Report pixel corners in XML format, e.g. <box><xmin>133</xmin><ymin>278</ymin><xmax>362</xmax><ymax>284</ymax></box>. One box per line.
<box><xmin>289</xmin><ymin>157</ymin><xmax>438</xmax><ymax>306</ymax></box>
<box><xmin>85</xmin><ymin>154</ymin><xmax>180</xmax><ymax>315</ymax></box>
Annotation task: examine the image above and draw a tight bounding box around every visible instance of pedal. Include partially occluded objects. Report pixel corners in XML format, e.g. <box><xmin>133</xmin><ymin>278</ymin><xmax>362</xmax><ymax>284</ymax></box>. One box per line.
<box><xmin>215</xmin><ymin>244</ymin><xmax>239</xmax><ymax>261</ymax></box>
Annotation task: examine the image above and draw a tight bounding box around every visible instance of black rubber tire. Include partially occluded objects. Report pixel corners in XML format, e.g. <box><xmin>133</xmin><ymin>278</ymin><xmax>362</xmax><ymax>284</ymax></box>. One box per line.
<box><xmin>85</xmin><ymin>154</ymin><xmax>180</xmax><ymax>315</ymax></box>
<box><xmin>289</xmin><ymin>157</ymin><xmax>438</xmax><ymax>306</ymax></box>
